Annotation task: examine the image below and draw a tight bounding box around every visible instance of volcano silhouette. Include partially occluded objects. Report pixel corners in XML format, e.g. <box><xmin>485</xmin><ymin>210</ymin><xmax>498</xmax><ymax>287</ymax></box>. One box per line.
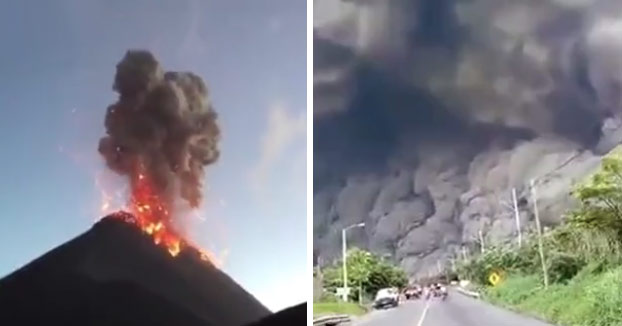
<box><xmin>0</xmin><ymin>214</ymin><xmax>292</xmax><ymax>326</ymax></box>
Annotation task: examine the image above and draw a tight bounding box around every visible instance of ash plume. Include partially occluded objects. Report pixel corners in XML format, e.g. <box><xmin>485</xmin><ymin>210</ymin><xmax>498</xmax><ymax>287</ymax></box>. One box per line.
<box><xmin>314</xmin><ymin>0</ymin><xmax>622</xmax><ymax>277</ymax></box>
<box><xmin>99</xmin><ymin>50</ymin><xmax>220</xmax><ymax>216</ymax></box>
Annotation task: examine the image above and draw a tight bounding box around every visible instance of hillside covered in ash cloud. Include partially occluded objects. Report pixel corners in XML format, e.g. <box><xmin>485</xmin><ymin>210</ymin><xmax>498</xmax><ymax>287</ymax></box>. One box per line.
<box><xmin>313</xmin><ymin>0</ymin><xmax>622</xmax><ymax>278</ymax></box>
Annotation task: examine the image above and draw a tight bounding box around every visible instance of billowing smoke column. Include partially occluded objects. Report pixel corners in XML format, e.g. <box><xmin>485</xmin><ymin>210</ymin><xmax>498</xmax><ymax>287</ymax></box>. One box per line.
<box><xmin>99</xmin><ymin>50</ymin><xmax>220</xmax><ymax>229</ymax></box>
<box><xmin>314</xmin><ymin>0</ymin><xmax>622</xmax><ymax>278</ymax></box>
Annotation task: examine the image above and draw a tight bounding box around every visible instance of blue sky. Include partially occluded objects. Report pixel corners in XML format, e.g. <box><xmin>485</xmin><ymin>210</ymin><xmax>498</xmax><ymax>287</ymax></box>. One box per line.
<box><xmin>0</xmin><ymin>0</ymin><xmax>306</xmax><ymax>311</ymax></box>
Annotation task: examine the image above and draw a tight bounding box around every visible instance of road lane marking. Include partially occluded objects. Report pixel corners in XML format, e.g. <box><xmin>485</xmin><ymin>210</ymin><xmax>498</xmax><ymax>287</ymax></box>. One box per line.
<box><xmin>416</xmin><ymin>301</ymin><xmax>431</xmax><ymax>326</ymax></box>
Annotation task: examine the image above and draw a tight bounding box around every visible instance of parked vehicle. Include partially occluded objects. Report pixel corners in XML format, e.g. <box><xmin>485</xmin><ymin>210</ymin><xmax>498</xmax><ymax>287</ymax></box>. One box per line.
<box><xmin>373</xmin><ymin>288</ymin><xmax>400</xmax><ymax>309</ymax></box>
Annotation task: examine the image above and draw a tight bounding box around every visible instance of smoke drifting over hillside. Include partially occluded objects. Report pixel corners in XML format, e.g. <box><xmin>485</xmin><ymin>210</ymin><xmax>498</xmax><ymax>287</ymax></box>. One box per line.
<box><xmin>314</xmin><ymin>0</ymin><xmax>622</xmax><ymax>277</ymax></box>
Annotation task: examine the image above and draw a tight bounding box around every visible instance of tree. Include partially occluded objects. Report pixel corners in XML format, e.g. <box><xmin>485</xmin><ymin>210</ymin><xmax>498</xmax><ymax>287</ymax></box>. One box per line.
<box><xmin>571</xmin><ymin>147</ymin><xmax>622</xmax><ymax>239</ymax></box>
<box><xmin>320</xmin><ymin>249</ymin><xmax>408</xmax><ymax>301</ymax></box>
<box><xmin>347</xmin><ymin>248</ymin><xmax>376</xmax><ymax>290</ymax></box>
<box><xmin>366</xmin><ymin>261</ymin><xmax>407</xmax><ymax>295</ymax></box>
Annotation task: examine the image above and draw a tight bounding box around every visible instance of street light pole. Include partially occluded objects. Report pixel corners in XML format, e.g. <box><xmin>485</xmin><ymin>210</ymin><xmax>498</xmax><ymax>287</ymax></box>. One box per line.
<box><xmin>342</xmin><ymin>222</ymin><xmax>365</xmax><ymax>302</ymax></box>
<box><xmin>342</xmin><ymin>228</ymin><xmax>347</xmax><ymax>301</ymax></box>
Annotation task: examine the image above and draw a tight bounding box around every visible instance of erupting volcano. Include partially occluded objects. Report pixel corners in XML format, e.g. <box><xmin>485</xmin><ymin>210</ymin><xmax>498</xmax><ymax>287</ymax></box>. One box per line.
<box><xmin>98</xmin><ymin>50</ymin><xmax>220</xmax><ymax>259</ymax></box>
<box><xmin>0</xmin><ymin>50</ymin><xmax>307</xmax><ymax>326</ymax></box>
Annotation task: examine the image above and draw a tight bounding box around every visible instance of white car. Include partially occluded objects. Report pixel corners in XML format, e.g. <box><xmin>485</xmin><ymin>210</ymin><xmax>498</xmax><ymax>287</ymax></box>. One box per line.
<box><xmin>373</xmin><ymin>288</ymin><xmax>399</xmax><ymax>309</ymax></box>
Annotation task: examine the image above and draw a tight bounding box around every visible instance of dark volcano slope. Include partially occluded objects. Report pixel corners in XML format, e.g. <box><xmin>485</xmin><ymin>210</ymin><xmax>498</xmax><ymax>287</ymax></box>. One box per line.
<box><xmin>0</xmin><ymin>272</ymin><xmax>210</xmax><ymax>326</ymax></box>
<box><xmin>0</xmin><ymin>215</ymin><xmax>271</xmax><ymax>326</ymax></box>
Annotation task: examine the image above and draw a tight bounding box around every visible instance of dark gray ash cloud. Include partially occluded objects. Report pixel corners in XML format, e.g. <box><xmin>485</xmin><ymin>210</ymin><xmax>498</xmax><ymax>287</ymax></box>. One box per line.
<box><xmin>99</xmin><ymin>50</ymin><xmax>220</xmax><ymax>217</ymax></box>
<box><xmin>314</xmin><ymin>0</ymin><xmax>622</xmax><ymax>277</ymax></box>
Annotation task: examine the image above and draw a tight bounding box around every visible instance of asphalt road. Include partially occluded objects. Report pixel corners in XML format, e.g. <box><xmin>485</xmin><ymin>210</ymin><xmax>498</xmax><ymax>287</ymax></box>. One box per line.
<box><xmin>354</xmin><ymin>291</ymin><xmax>555</xmax><ymax>326</ymax></box>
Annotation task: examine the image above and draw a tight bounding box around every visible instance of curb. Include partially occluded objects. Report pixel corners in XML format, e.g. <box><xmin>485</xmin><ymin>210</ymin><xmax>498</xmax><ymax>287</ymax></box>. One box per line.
<box><xmin>455</xmin><ymin>286</ymin><xmax>481</xmax><ymax>298</ymax></box>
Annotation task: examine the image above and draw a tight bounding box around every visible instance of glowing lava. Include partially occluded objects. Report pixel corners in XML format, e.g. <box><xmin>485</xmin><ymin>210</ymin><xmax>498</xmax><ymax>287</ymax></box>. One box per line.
<box><xmin>95</xmin><ymin>161</ymin><xmax>220</xmax><ymax>263</ymax></box>
<box><xmin>123</xmin><ymin>166</ymin><xmax>184</xmax><ymax>257</ymax></box>
<box><xmin>99</xmin><ymin>163</ymin><xmax>209</xmax><ymax>261</ymax></box>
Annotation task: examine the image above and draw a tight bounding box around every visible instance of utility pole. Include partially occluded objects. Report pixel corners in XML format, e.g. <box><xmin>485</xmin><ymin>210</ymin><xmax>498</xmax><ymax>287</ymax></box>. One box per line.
<box><xmin>342</xmin><ymin>228</ymin><xmax>347</xmax><ymax>301</ymax></box>
<box><xmin>512</xmin><ymin>188</ymin><xmax>523</xmax><ymax>247</ymax></box>
<box><xmin>530</xmin><ymin>179</ymin><xmax>549</xmax><ymax>289</ymax></box>
<box><xmin>316</xmin><ymin>257</ymin><xmax>323</xmax><ymax>296</ymax></box>
<box><xmin>478</xmin><ymin>229</ymin><xmax>485</xmax><ymax>253</ymax></box>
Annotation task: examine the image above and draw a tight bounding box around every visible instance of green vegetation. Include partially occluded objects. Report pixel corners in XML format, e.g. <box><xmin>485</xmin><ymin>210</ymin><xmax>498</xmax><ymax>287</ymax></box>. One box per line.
<box><xmin>485</xmin><ymin>265</ymin><xmax>622</xmax><ymax>326</ymax></box>
<box><xmin>320</xmin><ymin>248</ymin><xmax>407</xmax><ymax>302</ymax></box>
<box><xmin>456</xmin><ymin>147</ymin><xmax>622</xmax><ymax>326</ymax></box>
<box><xmin>313</xmin><ymin>249</ymin><xmax>408</xmax><ymax>316</ymax></box>
<box><xmin>313</xmin><ymin>249</ymin><xmax>407</xmax><ymax>319</ymax></box>
<box><xmin>313</xmin><ymin>302</ymin><xmax>367</xmax><ymax>317</ymax></box>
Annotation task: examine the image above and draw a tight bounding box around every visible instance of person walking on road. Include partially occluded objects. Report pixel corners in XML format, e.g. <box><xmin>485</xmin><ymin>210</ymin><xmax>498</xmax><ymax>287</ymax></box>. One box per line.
<box><xmin>423</xmin><ymin>285</ymin><xmax>432</xmax><ymax>300</ymax></box>
<box><xmin>440</xmin><ymin>284</ymin><xmax>448</xmax><ymax>301</ymax></box>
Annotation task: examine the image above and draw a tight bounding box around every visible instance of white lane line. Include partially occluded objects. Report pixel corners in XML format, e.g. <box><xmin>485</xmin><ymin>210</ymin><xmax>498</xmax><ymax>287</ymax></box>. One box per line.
<box><xmin>416</xmin><ymin>301</ymin><xmax>431</xmax><ymax>326</ymax></box>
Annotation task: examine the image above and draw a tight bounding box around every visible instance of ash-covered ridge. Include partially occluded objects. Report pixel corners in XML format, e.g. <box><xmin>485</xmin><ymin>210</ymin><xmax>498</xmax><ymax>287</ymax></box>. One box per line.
<box><xmin>313</xmin><ymin>0</ymin><xmax>622</xmax><ymax>278</ymax></box>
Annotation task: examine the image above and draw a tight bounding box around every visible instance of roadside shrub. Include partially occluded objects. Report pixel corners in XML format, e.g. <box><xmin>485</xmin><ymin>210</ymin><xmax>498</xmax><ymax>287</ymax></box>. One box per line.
<box><xmin>550</xmin><ymin>225</ymin><xmax>622</xmax><ymax>266</ymax></box>
<box><xmin>319</xmin><ymin>290</ymin><xmax>338</xmax><ymax>303</ymax></box>
<box><xmin>571</xmin><ymin>261</ymin><xmax>607</xmax><ymax>283</ymax></box>
<box><xmin>457</xmin><ymin>244</ymin><xmax>538</xmax><ymax>285</ymax></box>
<box><xmin>546</xmin><ymin>252</ymin><xmax>585</xmax><ymax>284</ymax></box>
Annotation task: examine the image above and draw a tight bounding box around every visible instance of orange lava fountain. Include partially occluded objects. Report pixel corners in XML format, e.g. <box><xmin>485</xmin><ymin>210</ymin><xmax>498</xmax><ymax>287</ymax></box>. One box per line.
<box><xmin>97</xmin><ymin>164</ymin><xmax>220</xmax><ymax>262</ymax></box>
<box><xmin>125</xmin><ymin>165</ymin><xmax>183</xmax><ymax>256</ymax></box>
<box><xmin>100</xmin><ymin>163</ymin><xmax>189</xmax><ymax>259</ymax></box>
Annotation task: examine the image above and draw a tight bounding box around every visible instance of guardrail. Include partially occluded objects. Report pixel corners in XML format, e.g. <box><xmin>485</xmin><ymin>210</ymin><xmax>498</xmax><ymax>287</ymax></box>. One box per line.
<box><xmin>313</xmin><ymin>314</ymin><xmax>352</xmax><ymax>325</ymax></box>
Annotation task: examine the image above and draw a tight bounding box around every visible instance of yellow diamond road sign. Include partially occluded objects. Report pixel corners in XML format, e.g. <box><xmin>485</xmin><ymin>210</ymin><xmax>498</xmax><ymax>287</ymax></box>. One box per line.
<box><xmin>489</xmin><ymin>272</ymin><xmax>501</xmax><ymax>286</ymax></box>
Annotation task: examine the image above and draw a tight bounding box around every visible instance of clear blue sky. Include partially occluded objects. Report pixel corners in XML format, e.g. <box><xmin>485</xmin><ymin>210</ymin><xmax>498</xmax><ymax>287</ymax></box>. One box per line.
<box><xmin>0</xmin><ymin>0</ymin><xmax>306</xmax><ymax>311</ymax></box>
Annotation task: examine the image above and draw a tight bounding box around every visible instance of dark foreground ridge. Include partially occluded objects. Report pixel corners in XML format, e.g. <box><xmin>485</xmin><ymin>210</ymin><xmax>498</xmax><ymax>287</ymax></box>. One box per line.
<box><xmin>0</xmin><ymin>215</ymin><xmax>305</xmax><ymax>325</ymax></box>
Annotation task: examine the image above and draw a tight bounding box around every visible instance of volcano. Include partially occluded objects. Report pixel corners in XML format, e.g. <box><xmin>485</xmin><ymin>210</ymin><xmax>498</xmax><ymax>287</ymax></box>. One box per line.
<box><xmin>0</xmin><ymin>214</ymin><xmax>283</xmax><ymax>326</ymax></box>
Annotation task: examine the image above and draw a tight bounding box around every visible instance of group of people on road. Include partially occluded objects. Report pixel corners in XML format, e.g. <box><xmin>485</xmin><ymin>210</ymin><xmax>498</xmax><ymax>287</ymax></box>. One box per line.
<box><xmin>402</xmin><ymin>282</ymin><xmax>448</xmax><ymax>301</ymax></box>
<box><xmin>422</xmin><ymin>283</ymin><xmax>448</xmax><ymax>301</ymax></box>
